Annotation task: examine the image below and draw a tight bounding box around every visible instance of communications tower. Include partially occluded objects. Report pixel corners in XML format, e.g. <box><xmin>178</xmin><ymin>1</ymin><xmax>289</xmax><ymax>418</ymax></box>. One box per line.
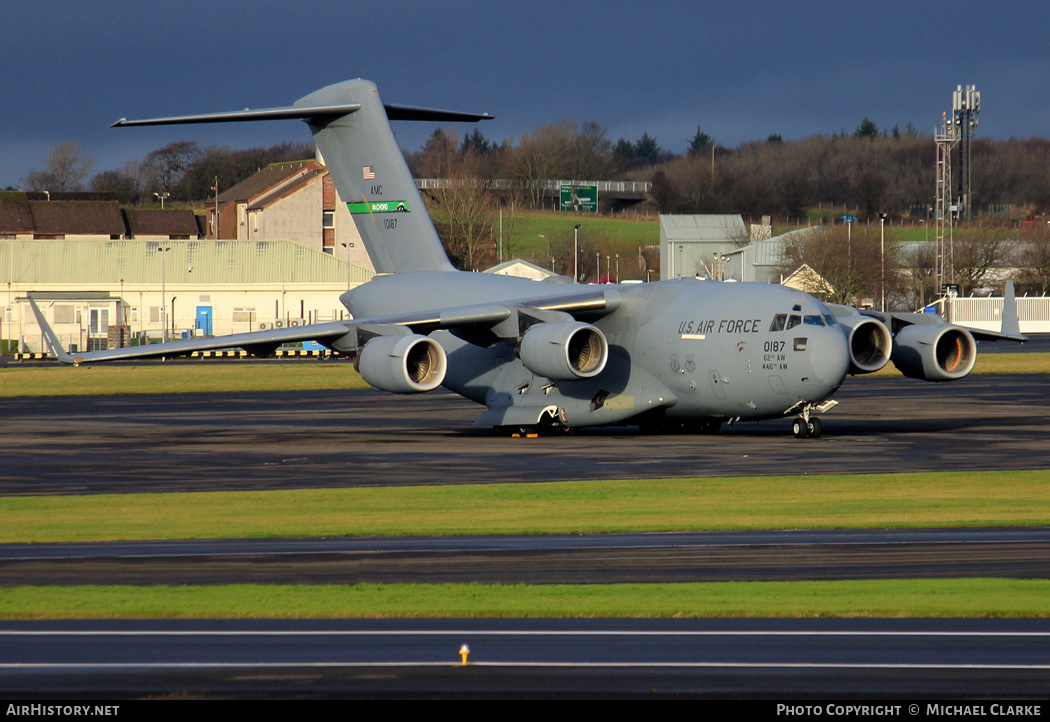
<box><xmin>935</xmin><ymin>111</ymin><xmax>960</xmax><ymax>301</ymax></box>
<box><xmin>953</xmin><ymin>85</ymin><xmax>980</xmax><ymax>221</ymax></box>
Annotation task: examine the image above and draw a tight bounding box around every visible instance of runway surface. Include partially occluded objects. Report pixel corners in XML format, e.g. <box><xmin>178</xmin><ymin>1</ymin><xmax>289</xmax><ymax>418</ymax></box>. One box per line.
<box><xmin>3</xmin><ymin>619</ymin><xmax>1050</xmax><ymax>699</ymax></box>
<box><xmin>2</xmin><ymin>372</ymin><xmax>1048</xmax><ymax>697</ymax></box>
<box><xmin>1</xmin><ymin>374</ymin><xmax>1048</xmax><ymax>495</ymax></box>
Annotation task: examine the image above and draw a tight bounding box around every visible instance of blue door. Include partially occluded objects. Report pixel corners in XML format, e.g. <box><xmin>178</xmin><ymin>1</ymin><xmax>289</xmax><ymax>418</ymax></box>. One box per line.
<box><xmin>196</xmin><ymin>307</ymin><xmax>213</xmax><ymax>336</ymax></box>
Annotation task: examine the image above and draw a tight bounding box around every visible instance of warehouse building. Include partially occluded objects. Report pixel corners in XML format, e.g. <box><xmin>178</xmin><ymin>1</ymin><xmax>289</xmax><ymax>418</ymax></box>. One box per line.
<box><xmin>3</xmin><ymin>239</ymin><xmax>373</xmax><ymax>354</ymax></box>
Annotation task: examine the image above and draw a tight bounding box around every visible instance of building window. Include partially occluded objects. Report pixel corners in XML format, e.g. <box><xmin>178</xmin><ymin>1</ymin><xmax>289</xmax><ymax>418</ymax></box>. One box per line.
<box><xmin>149</xmin><ymin>306</ymin><xmax>161</xmax><ymax>323</ymax></box>
<box><xmin>53</xmin><ymin>305</ymin><xmax>75</xmax><ymax>324</ymax></box>
<box><xmin>232</xmin><ymin>308</ymin><xmax>256</xmax><ymax>324</ymax></box>
<box><xmin>323</xmin><ymin>211</ymin><xmax>334</xmax><ymax>228</ymax></box>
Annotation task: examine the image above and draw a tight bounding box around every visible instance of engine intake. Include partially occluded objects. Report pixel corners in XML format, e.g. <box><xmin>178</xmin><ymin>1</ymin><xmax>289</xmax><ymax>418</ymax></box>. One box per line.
<box><xmin>891</xmin><ymin>324</ymin><xmax>976</xmax><ymax>382</ymax></box>
<box><xmin>356</xmin><ymin>334</ymin><xmax>447</xmax><ymax>393</ymax></box>
<box><xmin>519</xmin><ymin>321</ymin><xmax>608</xmax><ymax>380</ymax></box>
<box><xmin>837</xmin><ymin>315</ymin><xmax>892</xmax><ymax>374</ymax></box>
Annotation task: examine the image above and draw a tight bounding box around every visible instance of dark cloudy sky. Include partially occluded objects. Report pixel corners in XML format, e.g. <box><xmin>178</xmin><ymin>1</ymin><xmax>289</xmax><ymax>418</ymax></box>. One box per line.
<box><xmin>3</xmin><ymin>0</ymin><xmax>1048</xmax><ymax>188</ymax></box>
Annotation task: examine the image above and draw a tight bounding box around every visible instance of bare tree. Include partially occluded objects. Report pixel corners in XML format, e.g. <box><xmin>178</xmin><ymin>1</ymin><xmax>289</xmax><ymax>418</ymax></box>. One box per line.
<box><xmin>952</xmin><ymin>225</ymin><xmax>1016</xmax><ymax>296</ymax></box>
<box><xmin>144</xmin><ymin>140</ymin><xmax>202</xmax><ymax>193</ymax></box>
<box><xmin>777</xmin><ymin>224</ymin><xmax>902</xmax><ymax>306</ymax></box>
<box><xmin>23</xmin><ymin>140</ymin><xmax>94</xmax><ymax>191</ymax></box>
<box><xmin>1017</xmin><ymin>221</ymin><xmax>1050</xmax><ymax>295</ymax></box>
<box><xmin>428</xmin><ymin>169</ymin><xmax>496</xmax><ymax>271</ymax></box>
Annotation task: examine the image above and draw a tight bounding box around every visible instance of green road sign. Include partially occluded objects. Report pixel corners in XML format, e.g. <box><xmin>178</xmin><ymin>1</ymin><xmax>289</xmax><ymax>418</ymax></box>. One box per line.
<box><xmin>560</xmin><ymin>184</ymin><xmax>597</xmax><ymax>213</ymax></box>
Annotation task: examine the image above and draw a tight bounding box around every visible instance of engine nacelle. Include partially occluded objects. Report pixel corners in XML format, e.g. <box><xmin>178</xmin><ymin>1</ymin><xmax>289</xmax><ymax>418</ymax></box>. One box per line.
<box><xmin>518</xmin><ymin>321</ymin><xmax>608</xmax><ymax>381</ymax></box>
<box><xmin>356</xmin><ymin>334</ymin><xmax>447</xmax><ymax>393</ymax></box>
<box><xmin>891</xmin><ymin>323</ymin><xmax>976</xmax><ymax>382</ymax></box>
<box><xmin>837</xmin><ymin>314</ymin><xmax>892</xmax><ymax>374</ymax></box>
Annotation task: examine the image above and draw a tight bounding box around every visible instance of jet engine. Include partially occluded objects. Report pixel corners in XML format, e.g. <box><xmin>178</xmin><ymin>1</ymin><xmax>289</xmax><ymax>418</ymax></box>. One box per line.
<box><xmin>518</xmin><ymin>321</ymin><xmax>609</xmax><ymax>381</ymax></box>
<box><xmin>891</xmin><ymin>323</ymin><xmax>976</xmax><ymax>382</ymax></box>
<box><xmin>837</xmin><ymin>315</ymin><xmax>892</xmax><ymax>374</ymax></box>
<box><xmin>356</xmin><ymin>334</ymin><xmax>447</xmax><ymax>393</ymax></box>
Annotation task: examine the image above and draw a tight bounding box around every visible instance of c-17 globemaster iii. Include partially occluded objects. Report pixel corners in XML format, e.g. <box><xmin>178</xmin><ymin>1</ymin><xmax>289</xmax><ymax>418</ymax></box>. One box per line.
<box><xmin>31</xmin><ymin>79</ymin><xmax>1027</xmax><ymax>438</ymax></box>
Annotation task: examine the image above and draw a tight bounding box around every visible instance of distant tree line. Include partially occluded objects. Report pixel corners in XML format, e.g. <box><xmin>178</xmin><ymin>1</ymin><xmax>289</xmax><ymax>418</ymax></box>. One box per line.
<box><xmin>21</xmin><ymin>139</ymin><xmax>315</xmax><ymax>204</ymax></box>
<box><xmin>22</xmin><ymin>117</ymin><xmax>1050</xmax><ymax>218</ymax></box>
<box><xmin>405</xmin><ymin>118</ymin><xmax>1050</xmax><ymax>220</ymax></box>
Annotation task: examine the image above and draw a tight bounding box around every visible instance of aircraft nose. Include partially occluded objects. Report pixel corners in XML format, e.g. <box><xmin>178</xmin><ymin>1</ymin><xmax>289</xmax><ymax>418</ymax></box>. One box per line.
<box><xmin>808</xmin><ymin>327</ymin><xmax>850</xmax><ymax>390</ymax></box>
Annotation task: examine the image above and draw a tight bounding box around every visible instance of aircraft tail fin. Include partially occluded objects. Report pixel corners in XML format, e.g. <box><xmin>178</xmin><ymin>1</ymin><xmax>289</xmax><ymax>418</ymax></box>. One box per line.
<box><xmin>113</xmin><ymin>79</ymin><xmax>493</xmax><ymax>275</ymax></box>
<box><xmin>1001</xmin><ymin>280</ymin><xmax>1021</xmax><ymax>337</ymax></box>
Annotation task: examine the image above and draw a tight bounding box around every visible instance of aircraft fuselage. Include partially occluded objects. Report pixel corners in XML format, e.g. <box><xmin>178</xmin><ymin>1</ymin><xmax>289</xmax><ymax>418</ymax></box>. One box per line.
<box><xmin>344</xmin><ymin>273</ymin><xmax>850</xmax><ymax>429</ymax></box>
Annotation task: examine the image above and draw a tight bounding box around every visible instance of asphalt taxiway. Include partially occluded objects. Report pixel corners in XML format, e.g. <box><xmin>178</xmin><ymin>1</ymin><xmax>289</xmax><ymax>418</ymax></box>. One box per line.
<box><xmin>0</xmin><ymin>374</ymin><xmax>1048</xmax><ymax>495</ymax></box>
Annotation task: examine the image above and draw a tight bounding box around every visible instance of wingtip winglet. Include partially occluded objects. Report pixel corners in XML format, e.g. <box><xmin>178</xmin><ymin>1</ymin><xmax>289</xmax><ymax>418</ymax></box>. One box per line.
<box><xmin>27</xmin><ymin>297</ymin><xmax>75</xmax><ymax>364</ymax></box>
<box><xmin>1001</xmin><ymin>280</ymin><xmax>1022</xmax><ymax>338</ymax></box>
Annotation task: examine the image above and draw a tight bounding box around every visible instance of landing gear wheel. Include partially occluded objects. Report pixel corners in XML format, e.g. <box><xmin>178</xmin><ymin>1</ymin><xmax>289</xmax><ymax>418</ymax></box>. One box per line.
<box><xmin>807</xmin><ymin>417</ymin><xmax>823</xmax><ymax>439</ymax></box>
<box><xmin>792</xmin><ymin>417</ymin><xmax>810</xmax><ymax>439</ymax></box>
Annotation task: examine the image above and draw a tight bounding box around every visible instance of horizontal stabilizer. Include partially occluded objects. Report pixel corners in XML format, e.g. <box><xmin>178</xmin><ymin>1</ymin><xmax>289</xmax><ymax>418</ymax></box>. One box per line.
<box><xmin>112</xmin><ymin>104</ymin><xmax>492</xmax><ymax>128</ymax></box>
<box><xmin>112</xmin><ymin>104</ymin><xmax>362</xmax><ymax>127</ymax></box>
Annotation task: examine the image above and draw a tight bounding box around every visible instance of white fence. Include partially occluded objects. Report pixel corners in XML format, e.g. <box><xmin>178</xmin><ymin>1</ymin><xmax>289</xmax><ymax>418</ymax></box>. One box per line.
<box><xmin>950</xmin><ymin>296</ymin><xmax>1050</xmax><ymax>333</ymax></box>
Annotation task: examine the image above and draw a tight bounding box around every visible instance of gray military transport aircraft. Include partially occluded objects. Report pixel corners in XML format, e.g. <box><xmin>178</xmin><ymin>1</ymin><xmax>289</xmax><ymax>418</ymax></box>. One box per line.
<box><xmin>30</xmin><ymin>79</ymin><xmax>1027</xmax><ymax>438</ymax></box>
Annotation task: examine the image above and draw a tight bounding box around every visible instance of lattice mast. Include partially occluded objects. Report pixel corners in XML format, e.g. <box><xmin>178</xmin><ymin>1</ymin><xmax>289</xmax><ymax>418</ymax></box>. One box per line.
<box><xmin>935</xmin><ymin>111</ymin><xmax>960</xmax><ymax>299</ymax></box>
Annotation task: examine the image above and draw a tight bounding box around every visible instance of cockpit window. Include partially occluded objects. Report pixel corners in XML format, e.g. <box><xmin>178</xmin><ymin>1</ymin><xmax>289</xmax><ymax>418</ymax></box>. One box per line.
<box><xmin>803</xmin><ymin>314</ymin><xmax>826</xmax><ymax>326</ymax></box>
<box><xmin>769</xmin><ymin>314</ymin><xmax>787</xmax><ymax>332</ymax></box>
<box><xmin>823</xmin><ymin>314</ymin><xmax>837</xmax><ymax>326</ymax></box>
<box><xmin>786</xmin><ymin>314</ymin><xmax>801</xmax><ymax>330</ymax></box>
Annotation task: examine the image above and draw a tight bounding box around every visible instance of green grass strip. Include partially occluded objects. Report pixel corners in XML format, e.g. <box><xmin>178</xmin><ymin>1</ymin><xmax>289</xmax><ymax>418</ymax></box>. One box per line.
<box><xmin>0</xmin><ymin>363</ymin><xmax>369</xmax><ymax>397</ymax></box>
<box><xmin>3</xmin><ymin>470</ymin><xmax>1049</xmax><ymax>543</ymax></box>
<box><xmin>871</xmin><ymin>352</ymin><xmax>1049</xmax><ymax>377</ymax></box>
<box><xmin>0</xmin><ymin>353</ymin><xmax>1045</xmax><ymax>398</ymax></box>
<box><xmin>2</xmin><ymin>580</ymin><xmax>1047</xmax><ymax>619</ymax></box>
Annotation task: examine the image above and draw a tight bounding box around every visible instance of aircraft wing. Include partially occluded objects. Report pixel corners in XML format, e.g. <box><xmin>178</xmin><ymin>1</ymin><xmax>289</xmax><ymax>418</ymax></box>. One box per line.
<box><xmin>29</xmin><ymin>288</ymin><xmax>621</xmax><ymax>365</ymax></box>
<box><xmin>829</xmin><ymin>279</ymin><xmax>1027</xmax><ymax>344</ymax></box>
<box><xmin>853</xmin><ymin>307</ymin><xmax>1028</xmax><ymax>344</ymax></box>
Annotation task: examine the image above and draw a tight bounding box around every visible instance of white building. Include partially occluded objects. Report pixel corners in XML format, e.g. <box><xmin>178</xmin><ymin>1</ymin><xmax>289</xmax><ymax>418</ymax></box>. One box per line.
<box><xmin>3</xmin><ymin>239</ymin><xmax>373</xmax><ymax>354</ymax></box>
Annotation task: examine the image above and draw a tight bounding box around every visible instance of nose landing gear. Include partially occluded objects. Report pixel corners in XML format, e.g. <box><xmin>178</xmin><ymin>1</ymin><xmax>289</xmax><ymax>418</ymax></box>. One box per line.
<box><xmin>789</xmin><ymin>399</ymin><xmax>837</xmax><ymax>439</ymax></box>
<box><xmin>792</xmin><ymin>415</ymin><xmax>822</xmax><ymax>439</ymax></box>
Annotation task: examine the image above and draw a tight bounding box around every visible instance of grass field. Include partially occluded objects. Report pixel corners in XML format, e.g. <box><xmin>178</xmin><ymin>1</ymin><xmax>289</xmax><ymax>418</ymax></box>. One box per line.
<box><xmin>0</xmin><ymin>362</ymin><xmax>371</xmax><ymax>396</ymax></box>
<box><xmin>0</xmin><ymin>352</ymin><xmax>1045</xmax><ymax>397</ymax></box>
<box><xmin>4</xmin><ymin>470</ymin><xmax>1049</xmax><ymax>544</ymax></box>
<box><xmin>4</xmin><ymin>579</ymin><xmax>1048</xmax><ymax>619</ymax></box>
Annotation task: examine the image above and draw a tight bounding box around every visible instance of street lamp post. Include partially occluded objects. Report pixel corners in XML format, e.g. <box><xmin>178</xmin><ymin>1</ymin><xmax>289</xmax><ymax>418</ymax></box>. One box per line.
<box><xmin>341</xmin><ymin>242</ymin><xmax>355</xmax><ymax>290</ymax></box>
<box><xmin>573</xmin><ymin>224</ymin><xmax>580</xmax><ymax>283</ymax></box>
<box><xmin>159</xmin><ymin>246</ymin><xmax>171</xmax><ymax>342</ymax></box>
<box><xmin>879</xmin><ymin>213</ymin><xmax>887</xmax><ymax>312</ymax></box>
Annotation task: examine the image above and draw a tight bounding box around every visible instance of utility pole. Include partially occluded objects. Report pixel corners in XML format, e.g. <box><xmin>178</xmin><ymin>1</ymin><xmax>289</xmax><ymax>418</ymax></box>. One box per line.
<box><xmin>879</xmin><ymin>213</ymin><xmax>887</xmax><ymax>312</ymax></box>
<box><xmin>159</xmin><ymin>246</ymin><xmax>171</xmax><ymax>342</ymax></box>
<box><xmin>573</xmin><ymin>224</ymin><xmax>580</xmax><ymax>283</ymax></box>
